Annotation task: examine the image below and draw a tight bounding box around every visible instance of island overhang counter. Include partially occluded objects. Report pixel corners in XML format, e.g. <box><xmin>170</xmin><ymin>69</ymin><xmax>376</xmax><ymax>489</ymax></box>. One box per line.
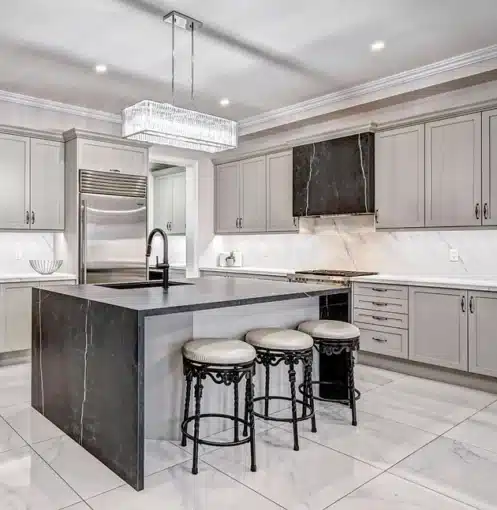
<box><xmin>32</xmin><ymin>276</ymin><xmax>348</xmax><ymax>491</ymax></box>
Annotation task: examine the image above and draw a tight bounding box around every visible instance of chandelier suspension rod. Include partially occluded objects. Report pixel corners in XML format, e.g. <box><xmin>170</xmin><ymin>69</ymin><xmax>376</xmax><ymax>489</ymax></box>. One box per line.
<box><xmin>171</xmin><ymin>13</ymin><xmax>175</xmax><ymax>104</ymax></box>
<box><xmin>191</xmin><ymin>23</ymin><xmax>195</xmax><ymax>101</ymax></box>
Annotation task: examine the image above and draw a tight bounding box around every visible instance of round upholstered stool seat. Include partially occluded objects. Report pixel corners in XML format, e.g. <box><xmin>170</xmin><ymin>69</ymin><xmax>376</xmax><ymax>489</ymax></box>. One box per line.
<box><xmin>298</xmin><ymin>320</ymin><xmax>360</xmax><ymax>340</ymax></box>
<box><xmin>183</xmin><ymin>338</ymin><xmax>256</xmax><ymax>365</ymax></box>
<box><xmin>245</xmin><ymin>328</ymin><xmax>313</xmax><ymax>351</ymax></box>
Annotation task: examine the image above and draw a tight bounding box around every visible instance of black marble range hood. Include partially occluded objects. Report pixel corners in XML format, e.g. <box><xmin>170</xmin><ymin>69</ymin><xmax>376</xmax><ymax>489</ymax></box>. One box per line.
<box><xmin>293</xmin><ymin>132</ymin><xmax>374</xmax><ymax>217</ymax></box>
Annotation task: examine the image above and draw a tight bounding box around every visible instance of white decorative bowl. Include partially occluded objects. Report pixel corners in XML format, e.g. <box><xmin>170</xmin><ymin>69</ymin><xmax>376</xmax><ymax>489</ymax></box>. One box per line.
<box><xmin>29</xmin><ymin>260</ymin><xmax>63</xmax><ymax>275</ymax></box>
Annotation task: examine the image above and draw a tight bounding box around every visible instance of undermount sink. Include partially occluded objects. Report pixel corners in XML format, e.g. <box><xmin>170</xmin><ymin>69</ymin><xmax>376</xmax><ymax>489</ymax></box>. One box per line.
<box><xmin>97</xmin><ymin>280</ymin><xmax>191</xmax><ymax>290</ymax></box>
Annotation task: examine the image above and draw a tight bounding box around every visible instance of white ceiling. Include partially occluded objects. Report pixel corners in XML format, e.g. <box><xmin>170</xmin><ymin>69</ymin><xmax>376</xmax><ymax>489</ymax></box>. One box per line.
<box><xmin>2</xmin><ymin>0</ymin><xmax>497</xmax><ymax>121</ymax></box>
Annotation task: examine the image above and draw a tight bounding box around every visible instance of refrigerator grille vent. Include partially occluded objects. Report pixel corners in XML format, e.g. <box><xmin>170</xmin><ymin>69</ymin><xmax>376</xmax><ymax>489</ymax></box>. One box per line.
<box><xmin>79</xmin><ymin>169</ymin><xmax>147</xmax><ymax>198</ymax></box>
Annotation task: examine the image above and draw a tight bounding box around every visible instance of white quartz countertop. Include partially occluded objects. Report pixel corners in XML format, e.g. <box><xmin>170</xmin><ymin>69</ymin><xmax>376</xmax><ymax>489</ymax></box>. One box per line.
<box><xmin>352</xmin><ymin>274</ymin><xmax>497</xmax><ymax>292</ymax></box>
<box><xmin>0</xmin><ymin>273</ymin><xmax>77</xmax><ymax>284</ymax></box>
<box><xmin>200</xmin><ymin>267</ymin><xmax>293</xmax><ymax>277</ymax></box>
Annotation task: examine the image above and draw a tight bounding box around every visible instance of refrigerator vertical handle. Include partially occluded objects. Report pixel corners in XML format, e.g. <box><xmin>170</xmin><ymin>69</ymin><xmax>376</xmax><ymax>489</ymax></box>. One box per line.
<box><xmin>80</xmin><ymin>200</ymin><xmax>88</xmax><ymax>284</ymax></box>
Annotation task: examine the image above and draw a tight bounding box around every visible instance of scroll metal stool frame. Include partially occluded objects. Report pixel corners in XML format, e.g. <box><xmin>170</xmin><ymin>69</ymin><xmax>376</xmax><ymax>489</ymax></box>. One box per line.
<box><xmin>245</xmin><ymin>346</ymin><xmax>316</xmax><ymax>451</ymax></box>
<box><xmin>299</xmin><ymin>336</ymin><xmax>360</xmax><ymax>426</ymax></box>
<box><xmin>181</xmin><ymin>356</ymin><xmax>257</xmax><ymax>475</ymax></box>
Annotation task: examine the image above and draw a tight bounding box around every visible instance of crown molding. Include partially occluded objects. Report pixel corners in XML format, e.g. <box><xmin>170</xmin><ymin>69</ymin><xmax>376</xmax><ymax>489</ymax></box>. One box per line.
<box><xmin>0</xmin><ymin>124</ymin><xmax>63</xmax><ymax>142</ymax></box>
<box><xmin>0</xmin><ymin>89</ymin><xmax>121</xmax><ymax>124</ymax></box>
<box><xmin>63</xmin><ymin>128</ymin><xmax>151</xmax><ymax>148</ymax></box>
<box><xmin>239</xmin><ymin>44</ymin><xmax>497</xmax><ymax>137</ymax></box>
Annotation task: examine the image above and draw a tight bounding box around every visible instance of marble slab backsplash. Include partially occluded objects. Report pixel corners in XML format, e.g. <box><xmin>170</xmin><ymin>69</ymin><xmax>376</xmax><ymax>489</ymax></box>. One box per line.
<box><xmin>200</xmin><ymin>216</ymin><xmax>497</xmax><ymax>276</ymax></box>
<box><xmin>0</xmin><ymin>233</ymin><xmax>55</xmax><ymax>274</ymax></box>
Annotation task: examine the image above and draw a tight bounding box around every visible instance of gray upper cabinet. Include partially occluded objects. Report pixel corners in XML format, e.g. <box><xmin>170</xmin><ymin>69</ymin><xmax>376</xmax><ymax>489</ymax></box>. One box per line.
<box><xmin>215</xmin><ymin>161</ymin><xmax>240</xmax><ymax>233</ymax></box>
<box><xmin>30</xmin><ymin>139</ymin><xmax>65</xmax><ymax>230</ymax></box>
<box><xmin>425</xmin><ymin>113</ymin><xmax>482</xmax><ymax>227</ymax></box>
<box><xmin>375</xmin><ymin>125</ymin><xmax>425</xmax><ymax>229</ymax></box>
<box><xmin>0</xmin><ymin>133</ymin><xmax>30</xmax><ymax>229</ymax></box>
<box><xmin>267</xmin><ymin>151</ymin><xmax>298</xmax><ymax>232</ymax></box>
<box><xmin>409</xmin><ymin>286</ymin><xmax>468</xmax><ymax>370</ymax></box>
<box><xmin>482</xmin><ymin>109</ymin><xmax>497</xmax><ymax>226</ymax></box>
<box><xmin>153</xmin><ymin>172</ymin><xmax>186</xmax><ymax>235</ymax></box>
<box><xmin>239</xmin><ymin>156</ymin><xmax>267</xmax><ymax>233</ymax></box>
<box><xmin>468</xmin><ymin>291</ymin><xmax>497</xmax><ymax>378</ymax></box>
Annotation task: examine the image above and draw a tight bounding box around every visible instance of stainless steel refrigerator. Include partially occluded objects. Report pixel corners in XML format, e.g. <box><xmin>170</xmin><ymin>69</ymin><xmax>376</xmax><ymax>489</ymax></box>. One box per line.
<box><xmin>79</xmin><ymin>169</ymin><xmax>148</xmax><ymax>284</ymax></box>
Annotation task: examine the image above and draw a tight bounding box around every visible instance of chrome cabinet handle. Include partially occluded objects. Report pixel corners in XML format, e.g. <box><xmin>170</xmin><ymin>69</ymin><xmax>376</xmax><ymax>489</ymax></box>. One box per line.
<box><xmin>372</xmin><ymin>301</ymin><xmax>388</xmax><ymax>307</ymax></box>
<box><xmin>484</xmin><ymin>203</ymin><xmax>489</xmax><ymax>220</ymax></box>
<box><xmin>372</xmin><ymin>287</ymin><xmax>388</xmax><ymax>292</ymax></box>
<box><xmin>293</xmin><ymin>217</ymin><xmax>297</xmax><ymax>227</ymax></box>
<box><xmin>375</xmin><ymin>209</ymin><xmax>379</xmax><ymax>223</ymax></box>
<box><xmin>461</xmin><ymin>296</ymin><xmax>466</xmax><ymax>313</ymax></box>
<box><xmin>239</xmin><ymin>217</ymin><xmax>243</xmax><ymax>229</ymax></box>
<box><xmin>109</xmin><ymin>169</ymin><xmax>121</xmax><ymax>173</ymax></box>
<box><xmin>372</xmin><ymin>337</ymin><xmax>387</xmax><ymax>343</ymax></box>
<box><xmin>25</xmin><ymin>210</ymin><xmax>30</xmax><ymax>224</ymax></box>
<box><xmin>475</xmin><ymin>203</ymin><xmax>480</xmax><ymax>220</ymax></box>
<box><xmin>372</xmin><ymin>316</ymin><xmax>388</xmax><ymax>321</ymax></box>
<box><xmin>31</xmin><ymin>211</ymin><xmax>35</xmax><ymax>224</ymax></box>
<box><xmin>235</xmin><ymin>218</ymin><xmax>239</xmax><ymax>228</ymax></box>
<box><xmin>469</xmin><ymin>296</ymin><xmax>474</xmax><ymax>314</ymax></box>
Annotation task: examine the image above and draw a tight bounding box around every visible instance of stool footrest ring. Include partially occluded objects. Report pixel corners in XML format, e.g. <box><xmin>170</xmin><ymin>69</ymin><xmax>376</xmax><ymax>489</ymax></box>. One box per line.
<box><xmin>181</xmin><ymin>413</ymin><xmax>251</xmax><ymax>447</ymax></box>
<box><xmin>253</xmin><ymin>395</ymin><xmax>315</xmax><ymax>422</ymax></box>
<box><xmin>298</xmin><ymin>381</ymin><xmax>361</xmax><ymax>405</ymax></box>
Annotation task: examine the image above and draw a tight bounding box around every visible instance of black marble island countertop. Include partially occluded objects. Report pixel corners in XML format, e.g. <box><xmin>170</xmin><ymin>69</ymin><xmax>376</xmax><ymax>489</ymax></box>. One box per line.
<box><xmin>39</xmin><ymin>275</ymin><xmax>348</xmax><ymax>316</ymax></box>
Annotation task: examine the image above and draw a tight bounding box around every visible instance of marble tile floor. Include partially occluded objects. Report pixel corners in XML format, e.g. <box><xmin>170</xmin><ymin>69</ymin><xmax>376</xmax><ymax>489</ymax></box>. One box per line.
<box><xmin>0</xmin><ymin>362</ymin><xmax>496</xmax><ymax>509</ymax></box>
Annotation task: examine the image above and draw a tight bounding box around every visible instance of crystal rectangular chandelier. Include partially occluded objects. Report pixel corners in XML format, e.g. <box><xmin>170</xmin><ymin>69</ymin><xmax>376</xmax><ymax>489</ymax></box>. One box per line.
<box><xmin>122</xmin><ymin>12</ymin><xmax>238</xmax><ymax>153</ymax></box>
<box><xmin>122</xmin><ymin>100</ymin><xmax>237</xmax><ymax>153</ymax></box>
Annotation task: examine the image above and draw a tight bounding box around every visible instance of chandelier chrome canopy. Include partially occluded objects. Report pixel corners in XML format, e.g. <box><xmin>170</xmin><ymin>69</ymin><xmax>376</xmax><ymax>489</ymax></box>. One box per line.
<box><xmin>122</xmin><ymin>11</ymin><xmax>238</xmax><ymax>153</ymax></box>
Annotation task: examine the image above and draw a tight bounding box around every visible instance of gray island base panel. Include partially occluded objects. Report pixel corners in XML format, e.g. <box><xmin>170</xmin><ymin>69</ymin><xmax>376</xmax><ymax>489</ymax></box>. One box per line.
<box><xmin>31</xmin><ymin>277</ymin><xmax>347</xmax><ymax>491</ymax></box>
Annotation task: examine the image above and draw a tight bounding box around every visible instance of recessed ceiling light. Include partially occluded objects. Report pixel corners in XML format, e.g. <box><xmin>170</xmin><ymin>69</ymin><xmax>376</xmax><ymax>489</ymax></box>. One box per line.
<box><xmin>220</xmin><ymin>98</ymin><xmax>230</xmax><ymax>107</ymax></box>
<box><xmin>370</xmin><ymin>40</ymin><xmax>385</xmax><ymax>52</ymax></box>
<box><xmin>95</xmin><ymin>64</ymin><xmax>108</xmax><ymax>74</ymax></box>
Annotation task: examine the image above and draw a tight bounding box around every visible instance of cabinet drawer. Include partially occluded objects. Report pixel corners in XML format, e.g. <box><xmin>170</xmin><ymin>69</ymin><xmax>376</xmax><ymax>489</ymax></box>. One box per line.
<box><xmin>353</xmin><ymin>294</ymin><xmax>408</xmax><ymax>314</ymax></box>
<box><xmin>353</xmin><ymin>309</ymin><xmax>408</xmax><ymax>329</ymax></box>
<box><xmin>355</xmin><ymin>322</ymin><xmax>408</xmax><ymax>359</ymax></box>
<box><xmin>353</xmin><ymin>282</ymin><xmax>408</xmax><ymax>300</ymax></box>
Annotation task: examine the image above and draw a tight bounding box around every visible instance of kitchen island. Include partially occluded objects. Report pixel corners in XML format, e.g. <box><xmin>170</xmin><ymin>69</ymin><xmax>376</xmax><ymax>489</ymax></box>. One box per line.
<box><xmin>32</xmin><ymin>276</ymin><xmax>347</xmax><ymax>491</ymax></box>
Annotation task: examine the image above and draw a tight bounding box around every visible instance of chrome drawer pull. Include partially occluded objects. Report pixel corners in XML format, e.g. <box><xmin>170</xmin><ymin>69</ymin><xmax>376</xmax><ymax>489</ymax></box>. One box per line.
<box><xmin>372</xmin><ymin>288</ymin><xmax>388</xmax><ymax>292</ymax></box>
<box><xmin>372</xmin><ymin>337</ymin><xmax>387</xmax><ymax>343</ymax></box>
<box><xmin>371</xmin><ymin>302</ymin><xmax>388</xmax><ymax>306</ymax></box>
<box><xmin>372</xmin><ymin>316</ymin><xmax>388</xmax><ymax>321</ymax></box>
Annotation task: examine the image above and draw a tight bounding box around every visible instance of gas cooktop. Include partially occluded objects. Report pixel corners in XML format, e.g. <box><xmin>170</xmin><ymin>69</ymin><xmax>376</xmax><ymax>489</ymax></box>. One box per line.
<box><xmin>295</xmin><ymin>270</ymin><xmax>377</xmax><ymax>277</ymax></box>
<box><xmin>288</xmin><ymin>270</ymin><xmax>377</xmax><ymax>284</ymax></box>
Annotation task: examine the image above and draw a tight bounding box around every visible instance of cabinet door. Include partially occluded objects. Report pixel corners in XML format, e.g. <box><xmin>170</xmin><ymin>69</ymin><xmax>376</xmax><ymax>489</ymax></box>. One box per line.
<box><xmin>215</xmin><ymin>162</ymin><xmax>240</xmax><ymax>234</ymax></box>
<box><xmin>171</xmin><ymin>173</ymin><xmax>186</xmax><ymax>235</ymax></box>
<box><xmin>267</xmin><ymin>151</ymin><xmax>298</xmax><ymax>232</ymax></box>
<box><xmin>0</xmin><ymin>133</ymin><xmax>30</xmax><ymax>229</ymax></box>
<box><xmin>468</xmin><ymin>291</ymin><xmax>497</xmax><ymax>377</ymax></box>
<box><xmin>409</xmin><ymin>287</ymin><xmax>468</xmax><ymax>370</ymax></box>
<box><xmin>482</xmin><ymin>109</ymin><xmax>497</xmax><ymax>225</ymax></box>
<box><xmin>30</xmin><ymin>139</ymin><xmax>65</xmax><ymax>230</ymax></box>
<box><xmin>153</xmin><ymin>175</ymin><xmax>174</xmax><ymax>231</ymax></box>
<box><xmin>240</xmin><ymin>156</ymin><xmax>267</xmax><ymax>232</ymax></box>
<box><xmin>425</xmin><ymin>113</ymin><xmax>482</xmax><ymax>227</ymax></box>
<box><xmin>2</xmin><ymin>285</ymin><xmax>32</xmax><ymax>352</ymax></box>
<box><xmin>79</xmin><ymin>139</ymin><xmax>147</xmax><ymax>175</ymax></box>
<box><xmin>375</xmin><ymin>125</ymin><xmax>425</xmax><ymax>228</ymax></box>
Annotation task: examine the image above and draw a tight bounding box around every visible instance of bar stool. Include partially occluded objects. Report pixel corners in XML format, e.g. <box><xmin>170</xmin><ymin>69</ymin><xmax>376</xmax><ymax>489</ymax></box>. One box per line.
<box><xmin>181</xmin><ymin>338</ymin><xmax>257</xmax><ymax>475</ymax></box>
<box><xmin>298</xmin><ymin>320</ymin><xmax>360</xmax><ymax>426</ymax></box>
<box><xmin>244</xmin><ymin>328</ymin><xmax>316</xmax><ymax>451</ymax></box>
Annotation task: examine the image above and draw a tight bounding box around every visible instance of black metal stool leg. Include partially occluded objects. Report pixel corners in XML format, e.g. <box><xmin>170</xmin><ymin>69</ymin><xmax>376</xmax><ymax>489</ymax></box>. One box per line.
<box><xmin>192</xmin><ymin>374</ymin><xmax>204</xmax><ymax>475</ymax></box>
<box><xmin>288</xmin><ymin>360</ymin><xmax>299</xmax><ymax>451</ymax></box>
<box><xmin>305</xmin><ymin>351</ymin><xmax>317</xmax><ymax>433</ymax></box>
<box><xmin>181</xmin><ymin>370</ymin><xmax>193</xmax><ymax>447</ymax></box>
<box><xmin>264</xmin><ymin>363</ymin><xmax>270</xmax><ymax>417</ymax></box>
<box><xmin>246</xmin><ymin>369</ymin><xmax>257</xmax><ymax>472</ymax></box>
<box><xmin>234</xmin><ymin>378</ymin><xmax>240</xmax><ymax>442</ymax></box>
<box><xmin>301</xmin><ymin>363</ymin><xmax>308</xmax><ymax>419</ymax></box>
<box><xmin>348</xmin><ymin>352</ymin><xmax>357</xmax><ymax>426</ymax></box>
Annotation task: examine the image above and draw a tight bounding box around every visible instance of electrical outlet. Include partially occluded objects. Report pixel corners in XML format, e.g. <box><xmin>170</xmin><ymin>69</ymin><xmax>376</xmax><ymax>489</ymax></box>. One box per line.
<box><xmin>15</xmin><ymin>245</ymin><xmax>22</xmax><ymax>260</ymax></box>
<box><xmin>449</xmin><ymin>248</ymin><xmax>459</xmax><ymax>262</ymax></box>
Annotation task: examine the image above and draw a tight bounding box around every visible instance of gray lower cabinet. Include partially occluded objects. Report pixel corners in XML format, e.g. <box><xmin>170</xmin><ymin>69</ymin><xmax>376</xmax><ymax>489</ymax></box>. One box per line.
<box><xmin>266</xmin><ymin>151</ymin><xmax>298</xmax><ymax>232</ymax></box>
<box><xmin>468</xmin><ymin>291</ymin><xmax>497</xmax><ymax>378</ymax></box>
<box><xmin>375</xmin><ymin>125</ymin><xmax>425</xmax><ymax>229</ymax></box>
<box><xmin>409</xmin><ymin>286</ymin><xmax>468</xmax><ymax>370</ymax></box>
<box><xmin>425</xmin><ymin>113</ymin><xmax>482</xmax><ymax>227</ymax></box>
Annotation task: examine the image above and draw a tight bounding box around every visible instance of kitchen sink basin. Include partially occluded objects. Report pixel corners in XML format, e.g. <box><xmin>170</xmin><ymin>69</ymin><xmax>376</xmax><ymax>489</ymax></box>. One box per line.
<box><xmin>96</xmin><ymin>280</ymin><xmax>191</xmax><ymax>290</ymax></box>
